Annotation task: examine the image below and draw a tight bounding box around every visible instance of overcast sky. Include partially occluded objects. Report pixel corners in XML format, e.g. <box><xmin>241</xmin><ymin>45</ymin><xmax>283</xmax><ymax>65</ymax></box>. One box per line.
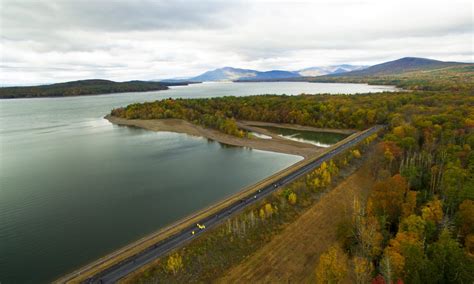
<box><xmin>1</xmin><ymin>0</ymin><xmax>472</xmax><ymax>85</ymax></box>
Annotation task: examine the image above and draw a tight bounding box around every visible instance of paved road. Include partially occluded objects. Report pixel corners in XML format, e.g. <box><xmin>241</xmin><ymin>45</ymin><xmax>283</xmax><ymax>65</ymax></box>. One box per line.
<box><xmin>85</xmin><ymin>125</ymin><xmax>383</xmax><ymax>283</ymax></box>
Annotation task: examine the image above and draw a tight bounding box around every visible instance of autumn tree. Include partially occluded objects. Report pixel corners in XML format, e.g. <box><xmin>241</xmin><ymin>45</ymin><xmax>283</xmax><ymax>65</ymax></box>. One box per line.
<box><xmin>288</xmin><ymin>192</ymin><xmax>297</xmax><ymax>205</ymax></box>
<box><xmin>368</xmin><ymin>174</ymin><xmax>410</xmax><ymax>226</ymax></box>
<box><xmin>352</xmin><ymin>149</ymin><xmax>362</xmax><ymax>159</ymax></box>
<box><xmin>399</xmin><ymin>214</ymin><xmax>426</xmax><ymax>239</ymax></box>
<box><xmin>382</xmin><ymin>231</ymin><xmax>421</xmax><ymax>280</ymax></box>
<box><xmin>315</xmin><ymin>245</ymin><xmax>349</xmax><ymax>283</ymax></box>
<box><xmin>353</xmin><ymin>257</ymin><xmax>374</xmax><ymax>284</ymax></box>
<box><xmin>264</xmin><ymin>203</ymin><xmax>274</xmax><ymax>218</ymax></box>
<box><xmin>352</xmin><ymin>198</ymin><xmax>383</xmax><ymax>258</ymax></box>
<box><xmin>166</xmin><ymin>253</ymin><xmax>183</xmax><ymax>275</ymax></box>
<box><xmin>421</xmin><ymin>197</ymin><xmax>443</xmax><ymax>224</ymax></box>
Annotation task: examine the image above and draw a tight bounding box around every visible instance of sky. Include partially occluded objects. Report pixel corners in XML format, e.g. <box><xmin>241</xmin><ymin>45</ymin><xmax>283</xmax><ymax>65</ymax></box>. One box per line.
<box><xmin>0</xmin><ymin>0</ymin><xmax>472</xmax><ymax>85</ymax></box>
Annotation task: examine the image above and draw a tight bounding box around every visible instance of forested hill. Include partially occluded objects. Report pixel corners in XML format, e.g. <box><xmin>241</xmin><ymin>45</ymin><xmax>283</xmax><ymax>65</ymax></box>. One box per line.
<box><xmin>307</xmin><ymin>61</ymin><xmax>474</xmax><ymax>92</ymax></box>
<box><xmin>330</xmin><ymin>57</ymin><xmax>465</xmax><ymax>76</ymax></box>
<box><xmin>0</xmin><ymin>79</ymin><xmax>189</xmax><ymax>99</ymax></box>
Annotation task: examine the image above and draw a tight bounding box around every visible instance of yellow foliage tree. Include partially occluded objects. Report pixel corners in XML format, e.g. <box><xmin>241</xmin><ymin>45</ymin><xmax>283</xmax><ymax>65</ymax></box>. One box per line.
<box><xmin>322</xmin><ymin>170</ymin><xmax>331</xmax><ymax>186</ymax></box>
<box><xmin>328</xmin><ymin>160</ymin><xmax>339</xmax><ymax>175</ymax></box>
<box><xmin>401</xmin><ymin>190</ymin><xmax>417</xmax><ymax>217</ymax></box>
<box><xmin>166</xmin><ymin>253</ymin><xmax>183</xmax><ymax>275</ymax></box>
<box><xmin>382</xmin><ymin>231</ymin><xmax>421</xmax><ymax>279</ymax></box>
<box><xmin>315</xmin><ymin>245</ymin><xmax>348</xmax><ymax>283</ymax></box>
<box><xmin>353</xmin><ymin>199</ymin><xmax>383</xmax><ymax>258</ymax></box>
<box><xmin>264</xmin><ymin>203</ymin><xmax>274</xmax><ymax>217</ymax></box>
<box><xmin>288</xmin><ymin>192</ymin><xmax>297</xmax><ymax>205</ymax></box>
<box><xmin>421</xmin><ymin>197</ymin><xmax>443</xmax><ymax>224</ymax></box>
<box><xmin>320</xmin><ymin>161</ymin><xmax>328</xmax><ymax>171</ymax></box>
<box><xmin>393</xmin><ymin>126</ymin><xmax>405</xmax><ymax>138</ymax></box>
<box><xmin>352</xmin><ymin>149</ymin><xmax>361</xmax><ymax>159</ymax></box>
<box><xmin>259</xmin><ymin>208</ymin><xmax>265</xmax><ymax>220</ymax></box>
<box><xmin>312</xmin><ymin>177</ymin><xmax>321</xmax><ymax>188</ymax></box>
<box><xmin>353</xmin><ymin>256</ymin><xmax>374</xmax><ymax>284</ymax></box>
<box><xmin>399</xmin><ymin>214</ymin><xmax>426</xmax><ymax>238</ymax></box>
<box><xmin>458</xmin><ymin>199</ymin><xmax>474</xmax><ymax>237</ymax></box>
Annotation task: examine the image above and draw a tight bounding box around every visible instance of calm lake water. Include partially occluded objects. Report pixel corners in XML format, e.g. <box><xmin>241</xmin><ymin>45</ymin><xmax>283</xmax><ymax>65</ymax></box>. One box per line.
<box><xmin>261</xmin><ymin>126</ymin><xmax>349</xmax><ymax>147</ymax></box>
<box><xmin>0</xmin><ymin>82</ymin><xmax>396</xmax><ymax>283</ymax></box>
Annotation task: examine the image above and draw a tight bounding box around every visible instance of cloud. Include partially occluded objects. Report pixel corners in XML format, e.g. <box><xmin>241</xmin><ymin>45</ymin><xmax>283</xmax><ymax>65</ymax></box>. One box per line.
<box><xmin>0</xmin><ymin>0</ymin><xmax>472</xmax><ymax>85</ymax></box>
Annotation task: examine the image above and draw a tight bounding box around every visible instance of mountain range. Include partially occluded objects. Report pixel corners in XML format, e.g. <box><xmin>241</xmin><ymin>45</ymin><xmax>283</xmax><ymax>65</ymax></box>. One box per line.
<box><xmin>162</xmin><ymin>65</ymin><xmax>366</xmax><ymax>82</ymax></box>
<box><xmin>297</xmin><ymin>65</ymin><xmax>367</xmax><ymax>76</ymax></box>
<box><xmin>162</xmin><ymin>57</ymin><xmax>467</xmax><ymax>82</ymax></box>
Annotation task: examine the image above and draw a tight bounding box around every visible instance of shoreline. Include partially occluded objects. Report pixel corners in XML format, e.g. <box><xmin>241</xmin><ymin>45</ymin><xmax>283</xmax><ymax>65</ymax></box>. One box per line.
<box><xmin>105</xmin><ymin>115</ymin><xmax>326</xmax><ymax>158</ymax></box>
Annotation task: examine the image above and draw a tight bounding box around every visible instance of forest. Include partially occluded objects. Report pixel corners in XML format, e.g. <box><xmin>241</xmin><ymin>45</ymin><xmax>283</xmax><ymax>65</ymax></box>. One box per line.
<box><xmin>112</xmin><ymin>71</ymin><xmax>473</xmax><ymax>282</ymax></box>
<box><xmin>0</xmin><ymin>79</ymin><xmax>187</xmax><ymax>99</ymax></box>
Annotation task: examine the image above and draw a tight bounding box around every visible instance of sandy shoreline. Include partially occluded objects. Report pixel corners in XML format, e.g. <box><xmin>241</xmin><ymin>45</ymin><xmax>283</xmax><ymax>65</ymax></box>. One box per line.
<box><xmin>105</xmin><ymin>115</ymin><xmax>329</xmax><ymax>158</ymax></box>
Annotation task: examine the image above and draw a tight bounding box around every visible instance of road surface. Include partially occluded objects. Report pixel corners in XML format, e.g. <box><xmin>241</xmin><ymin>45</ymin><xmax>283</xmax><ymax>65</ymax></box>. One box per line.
<box><xmin>84</xmin><ymin>125</ymin><xmax>383</xmax><ymax>283</ymax></box>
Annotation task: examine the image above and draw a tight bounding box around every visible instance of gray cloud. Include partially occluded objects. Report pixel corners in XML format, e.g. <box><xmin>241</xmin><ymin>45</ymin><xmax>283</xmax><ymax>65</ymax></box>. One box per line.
<box><xmin>0</xmin><ymin>0</ymin><xmax>472</xmax><ymax>85</ymax></box>
<box><xmin>2</xmin><ymin>0</ymin><xmax>240</xmax><ymax>34</ymax></box>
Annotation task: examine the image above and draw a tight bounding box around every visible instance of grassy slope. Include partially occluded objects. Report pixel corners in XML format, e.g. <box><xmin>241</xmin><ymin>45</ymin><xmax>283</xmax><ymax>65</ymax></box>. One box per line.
<box><xmin>217</xmin><ymin>154</ymin><xmax>375</xmax><ymax>283</ymax></box>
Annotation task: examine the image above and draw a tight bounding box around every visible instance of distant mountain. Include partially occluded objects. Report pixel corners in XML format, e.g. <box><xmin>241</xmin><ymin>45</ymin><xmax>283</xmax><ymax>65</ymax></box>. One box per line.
<box><xmin>0</xmin><ymin>79</ymin><xmax>183</xmax><ymax>99</ymax></box>
<box><xmin>297</xmin><ymin>65</ymin><xmax>367</xmax><ymax>76</ymax></box>
<box><xmin>160</xmin><ymin>57</ymin><xmax>467</xmax><ymax>83</ymax></box>
<box><xmin>188</xmin><ymin>67</ymin><xmax>300</xmax><ymax>82</ymax></box>
<box><xmin>331</xmin><ymin>57</ymin><xmax>465</xmax><ymax>77</ymax></box>
<box><xmin>183</xmin><ymin>65</ymin><xmax>367</xmax><ymax>82</ymax></box>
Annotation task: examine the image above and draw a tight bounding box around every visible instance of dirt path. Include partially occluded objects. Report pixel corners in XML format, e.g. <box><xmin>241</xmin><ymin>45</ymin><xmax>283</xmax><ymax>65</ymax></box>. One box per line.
<box><xmin>217</xmin><ymin>162</ymin><xmax>374</xmax><ymax>284</ymax></box>
<box><xmin>106</xmin><ymin>116</ymin><xmax>323</xmax><ymax>158</ymax></box>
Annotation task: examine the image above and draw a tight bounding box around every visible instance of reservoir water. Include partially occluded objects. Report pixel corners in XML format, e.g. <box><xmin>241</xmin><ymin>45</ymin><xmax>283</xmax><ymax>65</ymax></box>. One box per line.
<box><xmin>0</xmin><ymin>82</ymin><xmax>396</xmax><ymax>283</ymax></box>
<box><xmin>261</xmin><ymin>126</ymin><xmax>349</xmax><ymax>147</ymax></box>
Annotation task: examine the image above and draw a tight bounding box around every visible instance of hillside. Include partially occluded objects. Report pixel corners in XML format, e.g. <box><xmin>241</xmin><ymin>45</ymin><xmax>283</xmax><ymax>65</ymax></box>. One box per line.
<box><xmin>331</xmin><ymin>57</ymin><xmax>464</xmax><ymax>76</ymax></box>
<box><xmin>306</xmin><ymin>59</ymin><xmax>474</xmax><ymax>92</ymax></box>
<box><xmin>0</xmin><ymin>79</ymin><xmax>183</xmax><ymax>99</ymax></box>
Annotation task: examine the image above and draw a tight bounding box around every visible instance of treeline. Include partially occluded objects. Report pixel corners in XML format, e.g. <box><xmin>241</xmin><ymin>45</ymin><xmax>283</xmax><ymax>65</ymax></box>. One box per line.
<box><xmin>0</xmin><ymin>79</ymin><xmax>187</xmax><ymax>99</ymax></box>
<box><xmin>111</xmin><ymin>91</ymin><xmax>473</xmax><ymax>133</ymax></box>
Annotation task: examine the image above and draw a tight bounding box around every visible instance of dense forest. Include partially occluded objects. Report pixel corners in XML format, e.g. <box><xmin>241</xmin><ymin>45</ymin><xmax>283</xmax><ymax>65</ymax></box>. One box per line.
<box><xmin>0</xmin><ymin>79</ymin><xmax>192</xmax><ymax>99</ymax></box>
<box><xmin>112</xmin><ymin>69</ymin><xmax>473</xmax><ymax>282</ymax></box>
<box><xmin>325</xmin><ymin>97</ymin><xmax>474</xmax><ymax>283</ymax></box>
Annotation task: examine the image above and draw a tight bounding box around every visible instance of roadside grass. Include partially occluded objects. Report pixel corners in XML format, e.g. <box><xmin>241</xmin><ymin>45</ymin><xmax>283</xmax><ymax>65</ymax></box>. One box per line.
<box><xmin>120</xmin><ymin>133</ymin><xmax>379</xmax><ymax>283</ymax></box>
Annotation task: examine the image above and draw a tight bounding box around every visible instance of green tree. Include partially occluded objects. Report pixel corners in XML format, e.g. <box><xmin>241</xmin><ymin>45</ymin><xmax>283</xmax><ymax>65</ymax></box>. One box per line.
<box><xmin>426</xmin><ymin>229</ymin><xmax>474</xmax><ymax>283</ymax></box>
